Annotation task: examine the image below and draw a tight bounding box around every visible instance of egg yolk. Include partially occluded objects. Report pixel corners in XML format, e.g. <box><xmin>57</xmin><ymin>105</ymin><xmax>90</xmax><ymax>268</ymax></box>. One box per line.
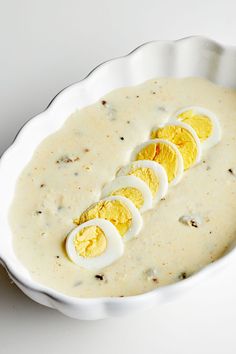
<box><xmin>74</xmin><ymin>200</ymin><xmax>132</xmax><ymax>236</ymax></box>
<box><xmin>74</xmin><ymin>226</ymin><xmax>107</xmax><ymax>258</ymax></box>
<box><xmin>111</xmin><ymin>187</ymin><xmax>144</xmax><ymax>209</ymax></box>
<box><xmin>128</xmin><ymin>167</ymin><xmax>159</xmax><ymax>197</ymax></box>
<box><xmin>135</xmin><ymin>142</ymin><xmax>178</xmax><ymax>182</ymax></box>
<box><xmin>151</xmin><ymin>125</ymin><xmax>197</xmax><ymax>170</ymax></box>
<box><xmin>177</xmin><ymin>110</ymin><xmax>213</xmax><ymax>142</ymax></box>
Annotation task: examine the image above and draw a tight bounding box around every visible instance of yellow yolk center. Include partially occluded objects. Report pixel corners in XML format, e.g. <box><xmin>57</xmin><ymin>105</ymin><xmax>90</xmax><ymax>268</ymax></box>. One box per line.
<box><xmin>135</xmin><ymin>142</ymin><xmax>178</xmax><ymax>182</ymax></box>
<box><xmin>177</xmin><ymin>110</ymin><xmax>213</xmax><ymax>142</ymax></box>
<box><xmin>129</xmin><ymin>167</ymin><xmax>159</xmax><ymax>197</ymax></box>
<box><xmin>111</xmin><ymin>187</ymin><xmax>144</xmax><ymax>209</ymax></box>
<box><xmin>74</xmin><ymin>226</ymin><xmax>107</xmax><ymax>258</ymax></box>
<box><xmin>151</xmin><ymin>125</ymin><xmax>197</xmax><ymax>170</ymax></box>
<box><xmin>74</xmin><ymin>200</ymin><xmax>132</xmax><ymax>236</ymax></box>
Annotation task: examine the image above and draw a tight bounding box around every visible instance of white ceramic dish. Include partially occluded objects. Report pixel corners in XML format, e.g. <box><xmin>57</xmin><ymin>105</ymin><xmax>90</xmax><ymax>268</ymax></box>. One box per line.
<box><xmin>1</xmin><ymin>36</ymin><xmax>236</xmax><ymax>320</ymax></box>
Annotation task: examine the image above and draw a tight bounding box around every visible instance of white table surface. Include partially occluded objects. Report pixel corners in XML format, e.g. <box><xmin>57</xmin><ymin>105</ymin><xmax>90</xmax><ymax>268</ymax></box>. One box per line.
<box><xmin>1</xmin><ymin>1</ymin><xmax>236</xmax><ymax>353</ymax></box>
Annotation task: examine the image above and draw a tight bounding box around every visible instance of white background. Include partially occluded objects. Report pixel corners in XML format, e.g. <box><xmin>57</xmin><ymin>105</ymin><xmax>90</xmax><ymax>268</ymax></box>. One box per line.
<box><xmin>0</xmin><ymin>1</ymin><xmax>236</xmax><ymax>353</ymax></box>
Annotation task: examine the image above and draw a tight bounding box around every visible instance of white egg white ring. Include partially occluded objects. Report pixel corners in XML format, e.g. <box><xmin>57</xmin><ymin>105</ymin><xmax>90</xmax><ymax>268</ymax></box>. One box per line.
<box><xmin>116</xmin><ymin>160</ymin><xmax>168</xmax><ymax>205</ymax></box>
<box><xmin>66</xmin><ymin>218</ymin><xmax>124</xmax><ymax>270</ymax></box>
<box><xmin>101</xmin><ymin>175</ymin><xmax>153</xmax><ymax>213</ymax></box>
<box><xmin>170</xmin><ymin>105</ymin><xmax>221</xmax><ymax>150</ymax></box>
<box><xmin>132</xmin><ymin>138</ymin><xmax>184</xmax><ymax>186</ymax></box>
<box><xmin>157</xmin><ymin>121</ymin><xmax>202</xmax><ymax>166</ymax></box>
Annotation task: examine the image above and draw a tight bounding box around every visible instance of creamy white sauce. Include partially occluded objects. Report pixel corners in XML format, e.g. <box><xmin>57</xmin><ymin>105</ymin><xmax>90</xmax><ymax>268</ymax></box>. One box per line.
<box><xmin>9</xmin><ymin>77</ymin><xmax>236</xmax><ymax>297</ymax></box>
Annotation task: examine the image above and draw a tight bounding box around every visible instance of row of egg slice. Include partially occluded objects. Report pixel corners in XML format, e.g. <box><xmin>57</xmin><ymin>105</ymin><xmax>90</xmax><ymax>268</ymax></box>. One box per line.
<box><xmin>66</xmin><ymin>106</ymin><xmax>221</xmax><ymax>270</ymax></box>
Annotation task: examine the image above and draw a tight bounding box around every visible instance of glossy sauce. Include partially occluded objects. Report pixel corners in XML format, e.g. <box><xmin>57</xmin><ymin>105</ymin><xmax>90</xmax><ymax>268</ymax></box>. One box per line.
<box><xmin>9</xmin><ymin>78</ymin><xmax>236</xmax><ymax>297</ymax></box>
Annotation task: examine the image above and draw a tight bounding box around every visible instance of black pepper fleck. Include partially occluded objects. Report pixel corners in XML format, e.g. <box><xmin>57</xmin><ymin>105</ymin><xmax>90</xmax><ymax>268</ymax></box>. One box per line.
<box><xmin>101</xmin><ymin>100</ymin><xmax>107</xmax><ymax>106</ymax></box>
<box><xmin>120</xmin><ymin>137</ymin><xmax>124</xmax><ymax>141</ymax></box>
<box><xmin>126</xmin><ymin>120</ymin><xmax>130</xmax><ymax>124</ymax></box>
<box><xmin>56</xmin><ymin>156</ymin><xmax>72</xmax><ymax>164</ymax></box>
<box><xmin>228</xmin><ymin>168</ymin><xmax>234</xmax><ymax>175</ymax></box>
<box><xmin>95</xmin><ymin>274</ymin><xmax>104</xmax><ymax>281</ymax></box>
<box><xmin>178</xmin><ymin>272</ymin><xmax>187</xmax><ymax>280</ymax></box>
<box><xmin>40</xmin><ymin>184</ymin><xmax>45</xmax><ymax>188</ymax></box>
<box><xmin>56</xmin><ymin>156</ymin><xmax>80</xmax><ymax>164</ymax></box>
<box><xmin>35</xmin><ymin>210</ymin><xmax>42</xmax><ymax>215</ymax></box>
<box><xmin>190</xmin><ymin>220</ymin><xmax>199</xmax><ymax>228</ymax></box>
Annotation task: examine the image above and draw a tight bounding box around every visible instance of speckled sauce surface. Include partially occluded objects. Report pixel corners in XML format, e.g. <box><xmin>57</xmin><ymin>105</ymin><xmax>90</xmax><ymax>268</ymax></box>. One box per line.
<box><xmin>9</xmin><ymin>77</ymin><xmax>236</xmax><ymax>297</ymax></box>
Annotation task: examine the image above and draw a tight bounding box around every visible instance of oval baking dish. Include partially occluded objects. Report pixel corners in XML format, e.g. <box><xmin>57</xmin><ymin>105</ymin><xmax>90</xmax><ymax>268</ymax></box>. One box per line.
<box><xmin>1</xmin><ymin>36</ymin><xmax>236</xmax><ymax>320</ymax></box>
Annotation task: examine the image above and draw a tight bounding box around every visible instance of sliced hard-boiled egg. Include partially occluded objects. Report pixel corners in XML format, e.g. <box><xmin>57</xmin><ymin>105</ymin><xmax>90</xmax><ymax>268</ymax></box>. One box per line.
<box><xmin>132</xmin><ymin>139</ymin><xmax>184</xmax><ymax>185</ymax></box>
<box><xmin>117</xmin><ymin>160</ymin><xmax>168</xmax><ymax>205</ymax></box>
<box><xmin>150</xmin><ymin>122</ymin><xmax>202</xmax><ymax>170</ymax></box>
<box><xmin>74</xmin><ymin>195</ymin><xmax>142</xmax><ymax>241</ymax></box>
<box><xmin>66</xmin><ymin>218</ymin><xmax>124</xmax><ymax>270</ymax></box>
<box><xmin>101</xmin><ymin>175</ymin><xmax>152</xmax><ymax>212</ymax></box>
<box><xmin>171</xmin><ymin>106</ymin><xmax>221</xmax><ymax>150</ymax></box>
